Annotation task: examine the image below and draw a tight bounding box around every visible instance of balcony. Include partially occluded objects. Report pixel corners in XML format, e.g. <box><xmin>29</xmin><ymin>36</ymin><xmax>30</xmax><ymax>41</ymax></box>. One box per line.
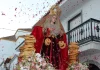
<box><xmin>67</xmin><ymin>18</ymin><xmax>100</xmax><ymax>45</ymax></box>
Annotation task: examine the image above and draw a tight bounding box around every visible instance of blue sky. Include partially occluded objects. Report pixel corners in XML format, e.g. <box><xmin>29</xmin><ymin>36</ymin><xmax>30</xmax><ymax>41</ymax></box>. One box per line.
<box><xmin>0</xmin><ymin>0</ymin><xmax>58</xmax><ymax>38</ymax></box>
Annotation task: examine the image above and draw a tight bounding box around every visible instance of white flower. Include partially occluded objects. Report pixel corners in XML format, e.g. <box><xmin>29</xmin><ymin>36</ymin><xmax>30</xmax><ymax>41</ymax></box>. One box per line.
<box><xmin>16</xmin><ymin>52</ymin><xmax>56</xmax><ymax>70</ymax></box>
<box><xmin>36</xmin><ymin>64</ymin><xmax>40</xmax><ymax>69</ymax></box>
<box><xmin>35</xmin><ymin>53</ymin><xmax>44</xmax><ymax>62</ymax></box>
<box><xmin>15</xmin><ymin>51</ymin><xmax>20</xmax><ymax>56</ymax></box>
<box><xmin>42</xmin><ymin>61</ymin><xmax>47</xmax><ymax>67</ymax></box>
<box><xmin>68</xmin><ymin>62</ymin><xmax>89</xmax><ymax>70</ymax></box>
<box><xmin>20</xmin><ymin>66</ymin><xmax>24</xmax><ymax>70</ymax></box>
<box><xmin>35</xmin><ymin>53</ymin><xmax>41</xmax><ymax>58</ymax></box>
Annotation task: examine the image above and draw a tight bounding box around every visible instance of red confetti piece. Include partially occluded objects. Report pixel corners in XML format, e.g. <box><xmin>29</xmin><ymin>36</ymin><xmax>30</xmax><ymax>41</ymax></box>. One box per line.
<box><xmin>43</xmin><ymin>6</ymin><xmax>45</xmax><ymax>9</ymax></box>
<box><xmin>94</xmin><ymin>56</ymin><xmax>98</xmax><ymax>60</ymax></box>
<box><xmin>11</xmin><ymin>20</ymin><xmax>13</xmax><ymax>21</ymax></box>
<box><xmin>1</xmin><ymin>58</ymin><xmax>4</xmax><ymax>60</ymax></box>
<box><xmin>19</xmin><ymin>2</ymin><xmax>21</xmax><ymax>3</ymax></box>
<box><xmin>39</xmin><ymin>11</ymin><xmax>41</xmax><ymax>14</ymax></box>
<box><xmin>36</xmin><ymin>14</ymin><xmax>37</xmax><ymax>16</ymax></box>
<box><xmin>33</xmin><ymin>15</ymin><xmax>34</xmax><ymax>18</ymax></box>
<box><xmin>43</xmin><ymin>2</ymin><xmax>45</xmax><ymax>4</ymax></box>
<box><xmin>2</xmin><ymin>46</ymin><xmax>4</xmax><ymax>48</ymax></box>
<box><xmin>14</xmin><ymin>15</ymin><xmax>16</xmax><ymax>17</ymax></box>
<box><xmin>15</xmin><ymin>8</ymin><xmax>17</xmax><ymax>11</ymax></box>
<box><xmin>1</xmin><ymin>12</ymin><xmax>6</xmax><ymax>15</ymax></box>
<box><xmin>28</xmin><ymin>8</ymin><xmax>30</xmax><ymax>10</ymax></box>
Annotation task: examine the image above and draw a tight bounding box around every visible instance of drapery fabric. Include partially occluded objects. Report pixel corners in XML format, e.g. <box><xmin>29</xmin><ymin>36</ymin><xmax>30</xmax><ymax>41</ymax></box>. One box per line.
<box><xmin>31</xmin><ymin>14</ymin><xmax>68</xmax><ymax>70</ymax></box>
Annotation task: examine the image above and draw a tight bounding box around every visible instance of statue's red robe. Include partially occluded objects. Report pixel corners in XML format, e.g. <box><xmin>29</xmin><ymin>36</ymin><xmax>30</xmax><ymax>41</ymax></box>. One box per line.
<box><xmin>31</xmin><ymin>14</ymin><xmax>68</xmax><ymax>70</ymax></box>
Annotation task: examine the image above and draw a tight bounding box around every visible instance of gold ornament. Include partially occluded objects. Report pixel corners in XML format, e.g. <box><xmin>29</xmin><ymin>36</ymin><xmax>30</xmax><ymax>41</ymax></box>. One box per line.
<box><xmin>44</xmin><ymin>38</ymin><xmax>51</xmax><ymax>46</ymax></box>
<box><xmin>58</xmin><ymin>41</ymin><xmax>66</xmax><ymax>49</ymax></box>
<box><xmin>68</xmin><ymin>42</ymin><xmax>79</xmax><ymax>65</ymax></box>
<box><xmin>18</xmin><ymin>35</ymin><xmax>36</xmax><ymax>61</ymax></box>
<box><xmin>49</xmin><ymin>4</ymin><xmax>61</xmax><ymax>17</ymax></box>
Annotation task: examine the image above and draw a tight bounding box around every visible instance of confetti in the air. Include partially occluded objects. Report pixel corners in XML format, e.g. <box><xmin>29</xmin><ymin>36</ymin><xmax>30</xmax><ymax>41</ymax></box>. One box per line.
<box><xmin>1</xmin><ymin>12</ymin><xmax>6</xmax><ymax>15</ymax></box>
<box><xmin>0</xmin><ymin>0</ymin><xmax>59</xmax><ymax>64</ymax></box>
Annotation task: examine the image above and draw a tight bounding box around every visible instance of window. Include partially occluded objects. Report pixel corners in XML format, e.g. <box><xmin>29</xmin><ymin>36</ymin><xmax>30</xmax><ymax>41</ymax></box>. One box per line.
<box><xmin>68</xmin><ymin>12</ymin><xmax>82</xmax><ymax>31</ymax></box>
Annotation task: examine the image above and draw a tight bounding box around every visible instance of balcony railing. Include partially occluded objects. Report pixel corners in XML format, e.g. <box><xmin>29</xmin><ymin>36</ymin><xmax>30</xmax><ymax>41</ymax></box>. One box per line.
<box><xmin>67</xmin><ymin>18</ymin><xmax>100</xmax><ymax>45</ymax></box>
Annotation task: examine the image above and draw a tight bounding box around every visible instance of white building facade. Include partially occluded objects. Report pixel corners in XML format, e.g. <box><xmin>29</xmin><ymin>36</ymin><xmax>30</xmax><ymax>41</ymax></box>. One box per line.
<box><xmin>1</xmin><ymin>0</ymin><xmax>100</xmax><ymax>70</ymax></box>
<box><xmin>60</xmin><ymin>0</ymin><xmax>100</xmax><ymax>69</ymax></box>
<box><xmin>0</xmin><ymin>28</ymin><xmax>31</xmax><ymax>70</ymax></box>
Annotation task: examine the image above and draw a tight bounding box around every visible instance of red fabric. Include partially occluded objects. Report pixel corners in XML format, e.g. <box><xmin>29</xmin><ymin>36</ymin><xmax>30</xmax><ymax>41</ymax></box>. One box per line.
<box><xmin>31</xmin><ymin>26</ymin><xmax>44</xmax><ymax>53</ymax></box>
<box><xmin>31</xmin><ymin>26</ymin><xmax>68</xmax><ymax>70</ymax></box>
<box><xmin>59</xmin><ymin>33</ymin><xmax>68</xmax><ymax>70</ymax></box>
<box><xmin>18</xmin><ymin>57</ymin><xmax>22</xmax><ymax>63</ymax></box>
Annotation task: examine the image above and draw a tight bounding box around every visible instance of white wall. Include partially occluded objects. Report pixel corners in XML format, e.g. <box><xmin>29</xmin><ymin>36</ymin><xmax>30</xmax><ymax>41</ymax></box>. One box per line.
<box><xmin>15</xmin><ymin>37</ymin><xmax>25</xmax><ymax>49</ymax></box>
<box><xmin>61</xmin><ymin>0</ymin><xmax>100</xmax><ymax>33</ymax></box>
<box><xmin>79</xmin><ymin>52</ymin><xmax>100</xmax><ymax>68</ymax></box>
<box><xmin>82</xmin><ymin>0</ymin><xmax>100</xmax><ymax>22</ymax></box>
<box><xmin>78</xmin><ymin>42</ymin><xmax>100</xmax><ymax>68</ymax></box>
<box><xmin>60</xmin><ymin>0</ymin><xmax>100</xmax><ymax>67</ymax></box>
<box><xmin>0</xmin><ymin>63</ymin><xmax>6</xmax><ymax>70</ymax></box>
<box><xmin>10</xmin><ymin>56</ymin><xmax>18</xmax><ymax>70</ymax></box>
<box><xmin>79</xmin><ymin>41</ymin><xmax>100</xmax><ymax>52</ymax></box>
<box><xmin>61</xmin><ymin>19</ymin><xmax>68</xmax><ymax>32</ymax></box>
<box><xmin>0</xmin><ymin>40</ymin><xmax>16</xmax><ymax>64</ymax></box>
<box><xmin>0</xmin><ymin>38</ymin><xmax>24</xmax><ymax>69</ymax></box>
<box><xmin>0</xmin><ymin>32</ymin><xmax>28</xmax><ymax>69</ymax></box>
<box><xmin>15</xmin><ymin>30</ymin><xmax>31</xmax><ymax>39</ymax></box>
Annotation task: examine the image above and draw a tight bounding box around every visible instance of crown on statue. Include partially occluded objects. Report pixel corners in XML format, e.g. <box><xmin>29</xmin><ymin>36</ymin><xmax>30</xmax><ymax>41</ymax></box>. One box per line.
<box><xmin>49</xmin><ymin>4</ymin><xmax>61</xmax><ymax>17</ymax></box>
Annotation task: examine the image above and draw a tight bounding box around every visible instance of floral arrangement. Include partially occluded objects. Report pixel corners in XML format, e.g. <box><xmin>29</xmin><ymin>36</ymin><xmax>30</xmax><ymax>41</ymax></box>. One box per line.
<box><xmin>67</xmin><ymin>62</ymin><xmax>89</xmax><ymax>70</ymax></box>
<box><xmin>16</xmin><ymin>52</ymin><xmax>55</xmax><ymax>70</ymax></box>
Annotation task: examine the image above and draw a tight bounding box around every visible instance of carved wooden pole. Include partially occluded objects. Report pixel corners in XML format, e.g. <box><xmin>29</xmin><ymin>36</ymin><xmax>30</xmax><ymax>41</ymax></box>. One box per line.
<box><xmin>18</xmin><ymin>35</ymin><xmax>36</xmax><ymax>62</ymax></box>
<box><xmin>68</xmin><ymin>42</ymin><xmax>79</xmax><ymax>65</ymax></box>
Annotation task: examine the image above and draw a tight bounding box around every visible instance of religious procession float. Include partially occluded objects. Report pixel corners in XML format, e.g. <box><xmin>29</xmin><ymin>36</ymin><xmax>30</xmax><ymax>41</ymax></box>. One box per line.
<box><xmin>15</xmin><ymin>4</ymin><xmax>89</xmax><ymax>70</ymax></box>
<box><xmin>15</xmin><ymin>35</ymin><xmax>89</xmax><ymax>70</ymax></box>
